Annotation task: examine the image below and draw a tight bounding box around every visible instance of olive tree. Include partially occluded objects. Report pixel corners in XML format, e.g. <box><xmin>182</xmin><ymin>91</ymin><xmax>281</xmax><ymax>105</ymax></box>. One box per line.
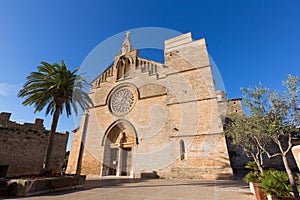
<box><xmin>240</xmin><ymin>75</ymin><xmax>300</xmax><ymax>198</ymax></box>
<box><xmin>225</xmin><ymin>113</ymin><xmax>269</xmax><ymax>174</ymax></box>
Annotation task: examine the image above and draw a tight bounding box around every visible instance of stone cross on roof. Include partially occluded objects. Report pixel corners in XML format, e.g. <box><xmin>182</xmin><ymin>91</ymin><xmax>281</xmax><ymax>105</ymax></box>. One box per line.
<box><xmin>126</xmin><ymin>31</ymin><xmax>131</xmax><ymax>38</ymax></box>
<box><xmin>121</xmin><ymin>31</ymin><xmax>133</xmax><ymax>55</ymax></box>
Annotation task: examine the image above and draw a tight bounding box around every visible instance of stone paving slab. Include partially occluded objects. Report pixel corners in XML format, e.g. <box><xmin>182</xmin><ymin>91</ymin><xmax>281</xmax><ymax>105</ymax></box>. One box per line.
<box><xmin>2</xmin><ymin>177</ymin><xmax>256</xmax><ymax>200</ymax></box>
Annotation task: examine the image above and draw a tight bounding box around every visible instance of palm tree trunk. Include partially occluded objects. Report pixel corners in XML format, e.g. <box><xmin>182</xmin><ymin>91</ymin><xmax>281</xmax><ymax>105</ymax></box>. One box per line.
<box><xmin>282</xmin><ymin>154</ymin><xmax>299</xmax><ymax>199</ymax></box>
<box><xmin>44</xmin><ymin>106</ymin><xmax>61</xmax><ymax>170</ymax></box>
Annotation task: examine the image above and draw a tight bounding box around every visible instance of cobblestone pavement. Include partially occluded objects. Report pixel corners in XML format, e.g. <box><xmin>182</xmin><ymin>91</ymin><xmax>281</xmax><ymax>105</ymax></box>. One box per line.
<box><xmin>3</xmin><ymin>177</ymin><xmax>256</xmax><ymax>200</ymax></box>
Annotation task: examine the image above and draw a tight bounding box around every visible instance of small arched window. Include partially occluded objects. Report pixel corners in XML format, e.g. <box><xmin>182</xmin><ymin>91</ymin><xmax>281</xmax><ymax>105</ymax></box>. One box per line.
<box><xmin>116</xmin><ymin>57</ymin><xmax>132</xmax><ymax>80</ymax></box>
<box><xmin>117</xmin><ymin>60</ymin><xmax>125</xmax><ymax>80</ymax></box>
<box><xmin>124</xmin><ymin>59</ymin><xmax>131</xmax><ymax>78</ymax></box>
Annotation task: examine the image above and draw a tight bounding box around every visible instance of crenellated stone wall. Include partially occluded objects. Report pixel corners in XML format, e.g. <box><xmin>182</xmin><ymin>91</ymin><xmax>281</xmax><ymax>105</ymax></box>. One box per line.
<box><xmin>0</xmin><ymin>112</ymin><xmax>68</xmax><ymax>177</ymax></box>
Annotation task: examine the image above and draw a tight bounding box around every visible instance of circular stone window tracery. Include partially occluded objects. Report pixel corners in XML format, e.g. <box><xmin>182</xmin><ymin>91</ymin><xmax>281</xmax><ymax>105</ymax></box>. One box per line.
<box><xmin>110</xmin><ymin>86</ymin><xmax>137</xmax><ymax>115</ymax></box>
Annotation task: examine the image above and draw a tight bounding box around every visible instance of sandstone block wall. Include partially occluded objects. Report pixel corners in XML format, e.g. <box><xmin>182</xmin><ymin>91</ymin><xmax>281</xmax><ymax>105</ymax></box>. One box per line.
<box><xmin>0</xmin><ymin>112</ymin><xmax>68</xmax><ymax>177</ymax></box>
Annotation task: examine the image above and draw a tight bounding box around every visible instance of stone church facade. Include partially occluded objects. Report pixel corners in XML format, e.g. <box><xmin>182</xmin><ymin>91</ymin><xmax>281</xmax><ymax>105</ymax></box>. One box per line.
<box><xmin>66</xmin><ymin>32</ymin><xmax>233</xmax><ymax>179</ymax></box>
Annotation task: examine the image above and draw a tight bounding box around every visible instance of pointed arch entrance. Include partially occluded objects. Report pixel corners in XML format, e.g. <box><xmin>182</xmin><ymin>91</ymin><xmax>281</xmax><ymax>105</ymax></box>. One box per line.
<box><xmin>102</xmin><ymin>120</ymin><xmax>137</xmax><ymax>177</ymax></box>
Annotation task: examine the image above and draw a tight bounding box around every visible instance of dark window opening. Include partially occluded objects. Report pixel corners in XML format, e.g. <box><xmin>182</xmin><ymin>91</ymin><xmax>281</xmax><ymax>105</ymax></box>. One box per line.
<box><xmin>179</xmin><ymin>140</ymin><xmax>186</xmax><ymax>160</ymax></box>
<box><xmin>0</xmin><ymin>165</ymin><xmax>9</xmax><ymax>177</ymax></box>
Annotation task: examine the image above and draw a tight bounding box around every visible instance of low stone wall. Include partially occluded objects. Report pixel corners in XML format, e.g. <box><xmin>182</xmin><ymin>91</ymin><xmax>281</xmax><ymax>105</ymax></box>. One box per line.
<box><xmin>0</xmin><ymin>175</ymin><xmax>86</xmax><ymax>197</ymax></box>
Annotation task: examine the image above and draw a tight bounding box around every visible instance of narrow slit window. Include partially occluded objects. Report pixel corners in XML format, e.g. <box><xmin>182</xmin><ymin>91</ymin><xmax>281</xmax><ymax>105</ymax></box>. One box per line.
<box><xmin>179</xmin><ymin>140</ymin><xmax>186</xmax><ymax>160</ymax></box>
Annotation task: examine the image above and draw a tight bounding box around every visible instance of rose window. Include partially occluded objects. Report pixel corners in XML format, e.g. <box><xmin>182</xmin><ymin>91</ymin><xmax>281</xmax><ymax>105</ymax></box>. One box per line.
<box><xmin>110</xmin><ymin>87</ymin><xmax>136</xmax><ymax>115</ymax></box>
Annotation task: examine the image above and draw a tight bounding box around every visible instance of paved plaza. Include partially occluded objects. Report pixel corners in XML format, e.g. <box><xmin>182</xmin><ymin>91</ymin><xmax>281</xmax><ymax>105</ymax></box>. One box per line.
<box><xmin>3</xmin><ymin>177</ymin><xmax>255</xmax><ymax>200</ymax></box>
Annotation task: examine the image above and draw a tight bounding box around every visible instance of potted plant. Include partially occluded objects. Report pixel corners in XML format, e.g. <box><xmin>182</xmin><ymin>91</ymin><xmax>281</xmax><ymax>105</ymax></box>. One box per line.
<box><xmin>243</xmin><ymin>171</ymin><xmax>259</xmax><ymax>195</ymax></box>
<box><xmin>243</xmin><ymin>161</ymin><xmax>268</xmax><ymax>200</ymax></box>
<box><xmin>243</xmin><ymin>161</ymin><xmax>261</xmax><ymax>195</ymax></box>
<box><xmin>259</xmin><ymin>170</ymin><xmax>295</xmax><ymax>200</ymax></box>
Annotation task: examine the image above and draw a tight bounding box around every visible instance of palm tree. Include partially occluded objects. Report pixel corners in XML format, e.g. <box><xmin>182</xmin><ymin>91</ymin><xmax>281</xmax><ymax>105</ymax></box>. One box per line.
<box><xmin>18</xmin><ymin>60</ymin><xmax>93</xmax><ymax>171</ymax></box>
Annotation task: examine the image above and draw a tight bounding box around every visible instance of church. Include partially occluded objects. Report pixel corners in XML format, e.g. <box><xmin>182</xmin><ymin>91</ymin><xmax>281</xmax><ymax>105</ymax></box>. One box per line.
<box><xmin>66</xmin><ymin>32</ymin><xmax>233</xmax><ymax>179</ymax></box>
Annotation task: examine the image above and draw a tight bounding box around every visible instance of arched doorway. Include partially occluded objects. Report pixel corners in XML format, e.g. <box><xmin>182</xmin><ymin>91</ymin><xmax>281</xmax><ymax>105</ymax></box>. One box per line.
<box><xmin>102</xmin><ymin>120</ymin><xmax>137</xmax><ymax>176</ymax></box>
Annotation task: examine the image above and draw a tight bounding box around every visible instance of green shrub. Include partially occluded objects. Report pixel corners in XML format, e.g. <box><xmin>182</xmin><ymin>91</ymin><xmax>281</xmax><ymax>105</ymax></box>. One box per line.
<box><xmin>243</xmin><ymin>161</ymin><xmax>261</xmax><ymax>183</ymax></box>
<box><xmin>245</xmin><ymin>161</ymin><xmax>259</xmax><ymax>172</ymax></box>
<box><xmin>259</xmin><ymin>169</ymin><xmax>292</xmax><ymax>197</ymax></box>
<box><xmin>243</xmin><ymin>171</ymin><xmax>260</xmax><ymax>183</ymax></box>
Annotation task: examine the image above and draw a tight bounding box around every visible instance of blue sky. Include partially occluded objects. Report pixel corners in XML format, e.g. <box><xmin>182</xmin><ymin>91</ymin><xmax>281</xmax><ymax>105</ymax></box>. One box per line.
<box><xmin>0</xmin><ymin>0</ymin><xmax>300</xmax><ymax>150</ymax></box>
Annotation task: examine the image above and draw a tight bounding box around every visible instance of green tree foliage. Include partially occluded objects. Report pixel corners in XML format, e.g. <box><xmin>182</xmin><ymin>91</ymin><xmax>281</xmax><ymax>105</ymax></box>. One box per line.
<box><xmin>18</xmin><ymin>61</ymin><xmax>93</xmax><ymax>170</ymax></box>
<box><xmin>225</xmin><ymin>114</ymin><xmax>266</xmax><ymax>173</ymax></box>
<box><xmin>63</xmin><ymin>151</ymin><xmax>70</xmax><ymax>170</ymax></box>
<box><xmin>226</xmin><ymin>74</ymin><xmax>300</xmax><ymax>198</ymax></box>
